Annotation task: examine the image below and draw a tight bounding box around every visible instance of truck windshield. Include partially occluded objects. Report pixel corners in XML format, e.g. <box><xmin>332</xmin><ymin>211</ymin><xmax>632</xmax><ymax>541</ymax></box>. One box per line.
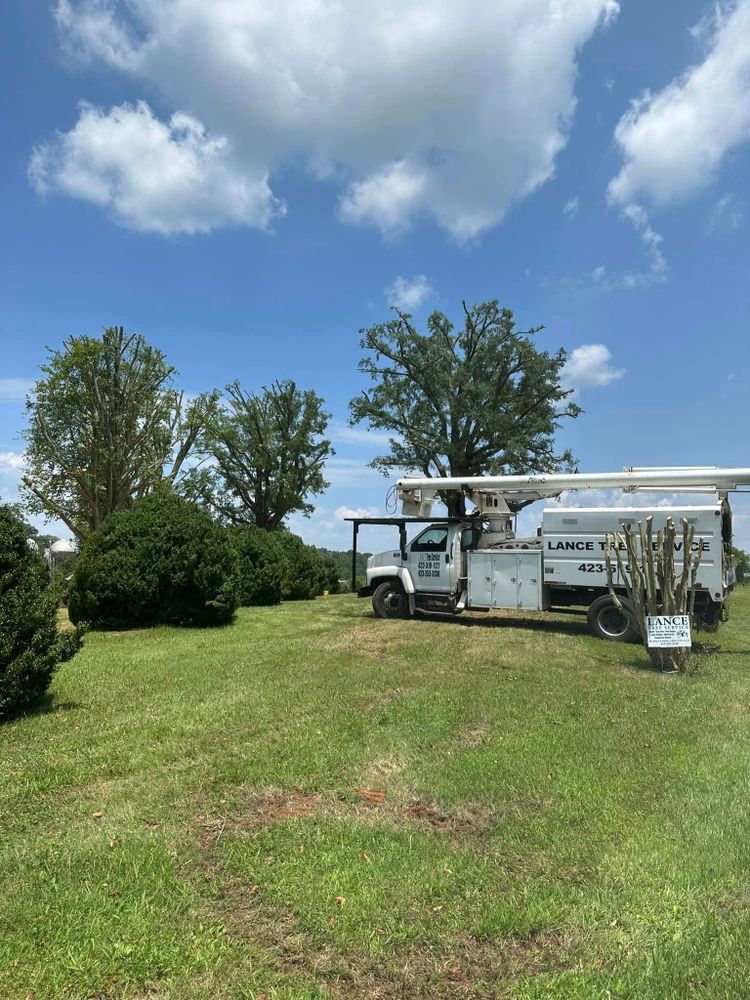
<box><xmin>411</xmin><ymin>527</ymin><xmax>448</xmax><ymax>552</ymax></box>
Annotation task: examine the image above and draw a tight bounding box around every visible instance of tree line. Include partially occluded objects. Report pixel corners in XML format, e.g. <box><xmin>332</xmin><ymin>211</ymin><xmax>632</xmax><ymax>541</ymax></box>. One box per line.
<box><xmin>18</xmin><ymin>300</ymin><xmax>581</xmax><ymax>538</ymax></box>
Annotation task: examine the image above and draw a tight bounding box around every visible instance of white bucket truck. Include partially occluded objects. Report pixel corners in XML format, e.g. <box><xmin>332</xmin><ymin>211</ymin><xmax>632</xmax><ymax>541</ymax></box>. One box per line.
<box><xmin>349</xmin><ymin>467</ymin><xmax>750</xmax><ymax>641</ymax></box>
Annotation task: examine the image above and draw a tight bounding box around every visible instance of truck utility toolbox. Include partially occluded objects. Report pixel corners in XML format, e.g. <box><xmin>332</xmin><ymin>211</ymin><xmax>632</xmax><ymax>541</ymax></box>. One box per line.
<box><xmin>467</xmin><ymin>550</ymin><xmax>547</xmax><ymax>611</ymax></box>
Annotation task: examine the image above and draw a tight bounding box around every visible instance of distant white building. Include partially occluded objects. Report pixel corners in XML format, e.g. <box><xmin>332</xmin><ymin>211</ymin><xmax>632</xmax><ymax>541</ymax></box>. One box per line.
<box><xmin>46</xmin><ymin>539</ymin><xmax>77</xmax><ymax>576</ymax></box>
<box><xmin>49</xmin><ymin>539</ymin><xmax>76</xmax><ymax>558</ymax></box>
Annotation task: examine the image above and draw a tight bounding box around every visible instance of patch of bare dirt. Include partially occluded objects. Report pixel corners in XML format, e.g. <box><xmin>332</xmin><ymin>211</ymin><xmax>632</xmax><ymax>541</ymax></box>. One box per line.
<box><xmin>399</xmin><ymin>799</ymin><xmax>473</xmax><ymax>834</ymax></box>
<box><xmin>196</xmin><ymin>780</ymin><xmax>492</xmax><ymax>850</ymax></box>
<box><xmin>188</xmin><ymin>786</ymin><xmax>588</xmax><ymax>999</ymax></box>
<box><xmin>355</xmin><ymin>787</ymin><xmax>387</xmax><ymax>804</ymax></box>
<box><xmin>197</xmin><ymin>788</ymin><xmax>321</xmax><ymax>845</ymax></box>
<box><xmin>251</xmin><ymin>789</ymin><xmax>321</xmax><ymax>824</ymax></box>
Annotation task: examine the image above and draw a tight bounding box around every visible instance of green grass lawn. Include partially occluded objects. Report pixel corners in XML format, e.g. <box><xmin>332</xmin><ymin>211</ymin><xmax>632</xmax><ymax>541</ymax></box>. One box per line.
<box><xmin>2</xmin><ymin>589</ymin><xmax>750</xmax><ymax>999</ymax></box>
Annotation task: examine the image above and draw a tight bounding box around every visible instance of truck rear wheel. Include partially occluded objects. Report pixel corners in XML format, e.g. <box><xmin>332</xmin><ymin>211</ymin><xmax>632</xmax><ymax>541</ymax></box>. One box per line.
<box><xmin>695</xmin><ymin>601</ymin><xmax>723</xmax><ymax>632</ymax></box>
<box><xmin>587</xmin><ymin>595</ymin><xmax>639</xmax><ymax>643</ymax></box>
<box><xmin>372</xmin><ymin>581</ymin><xmax>409</xmax><ymax>619</ymax></box>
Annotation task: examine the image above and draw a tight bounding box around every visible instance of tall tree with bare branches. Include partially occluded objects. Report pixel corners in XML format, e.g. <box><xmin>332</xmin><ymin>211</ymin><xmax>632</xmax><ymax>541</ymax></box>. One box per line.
<box><xmin>22</xmin><ymin>327</ymin><xmax>215</xmax><ymax>541</ymax></box>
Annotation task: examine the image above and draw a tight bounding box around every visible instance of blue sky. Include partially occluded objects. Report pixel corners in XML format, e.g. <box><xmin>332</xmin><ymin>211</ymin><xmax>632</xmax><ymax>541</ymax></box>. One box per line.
<box><xmin>1</xmin><ymin>0</ymin><xmax>749</xmax><ymax>551</ymax></box>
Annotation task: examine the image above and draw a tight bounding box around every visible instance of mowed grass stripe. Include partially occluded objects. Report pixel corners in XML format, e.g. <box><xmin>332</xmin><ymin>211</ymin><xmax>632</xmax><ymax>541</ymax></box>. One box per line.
<box><xmin>1</xmin><ymin>590</ymin><xmax>748</xmax><ymax>997</ymax></box>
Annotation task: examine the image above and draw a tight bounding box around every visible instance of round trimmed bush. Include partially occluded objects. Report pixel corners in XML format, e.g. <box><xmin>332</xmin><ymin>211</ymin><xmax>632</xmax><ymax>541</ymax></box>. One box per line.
<box><xmin>229</xmin><ymin>526</ymin><xmax>285</xmax><ymax>606</ymax></box>
<box><xmin>68</xmin><ymin>494</ymin><xmax>239</xmax><ymax>629</ymax></box>
<box><xmin>275</xmin><ymin>532</ymin><xmax>329</xmax><ymax>601</ymax></box>
<box><xmin>0</xmin><ymin>504</ymin><xmax>84</xmax><ymax>719</ymax></box>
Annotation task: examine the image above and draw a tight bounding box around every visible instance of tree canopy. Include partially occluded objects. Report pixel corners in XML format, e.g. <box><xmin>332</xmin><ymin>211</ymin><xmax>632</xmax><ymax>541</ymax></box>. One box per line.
<box><xmin>188</xmin><ymin>380</ymin><xmax>333</xmax><ymax>531</ymax></box>
<box><xmin>22</xmin><ymin>326</ymin><xmax>215</xmax><ymax>541</ymax></box>
<box><xmin>349</xmin><ymin>300</ymin><xmax>580</xmax><ymax>515</ymax></box>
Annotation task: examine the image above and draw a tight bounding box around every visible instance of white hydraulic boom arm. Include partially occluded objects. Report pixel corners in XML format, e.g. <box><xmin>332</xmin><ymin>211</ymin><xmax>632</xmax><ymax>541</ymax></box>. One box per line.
<box><xmin>395</xmin><ymin>466</ymin><xmax>750</xmax><ymax>516</ymax></box>
<box><xmin>397</xmin><ymin>466</ymin><xmax>750</xmax><ymax>495</ymax></box>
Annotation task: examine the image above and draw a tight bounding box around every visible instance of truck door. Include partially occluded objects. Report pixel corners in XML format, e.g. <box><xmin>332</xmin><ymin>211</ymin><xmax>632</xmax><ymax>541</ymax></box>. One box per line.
<box><xmin>407</xmin><ymin>525</ymin><xmax>457</xmax><ymax>594</ymax></box>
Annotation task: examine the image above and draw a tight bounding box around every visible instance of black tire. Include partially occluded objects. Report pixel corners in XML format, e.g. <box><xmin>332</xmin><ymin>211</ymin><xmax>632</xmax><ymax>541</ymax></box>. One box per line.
<box><xmin>372</xmin><ymin>581</ymin><xmax>409</xmax><ymax>619</ymax></box>
<box><xmin>695</xmin><ymin>602</ymin><xmax>723</xmax><ymax>632</ymax></box>
<box><xmin>587</xmin><ymin>595</ymin><xmax>639</xmax><ymax>643</ymax></box>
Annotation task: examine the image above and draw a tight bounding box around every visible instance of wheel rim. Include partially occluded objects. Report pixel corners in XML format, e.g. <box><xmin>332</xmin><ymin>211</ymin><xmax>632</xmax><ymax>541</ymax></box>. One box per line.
<box><xmin>597</xmin><ymin>604</ymin><xmax>630</xmax><ymax>638</ymax></box>
<box><xmin>383</xmin><ymin>589</ymin><xmax>406</xmax><ymax>615</ymax></box>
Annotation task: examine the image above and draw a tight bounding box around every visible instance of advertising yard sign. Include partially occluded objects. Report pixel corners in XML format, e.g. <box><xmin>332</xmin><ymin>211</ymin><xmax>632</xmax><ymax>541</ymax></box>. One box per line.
<box><xmin>646</xmin><ymin>615</ymin><xmax>692</xmax><ymax>648</ymax></box>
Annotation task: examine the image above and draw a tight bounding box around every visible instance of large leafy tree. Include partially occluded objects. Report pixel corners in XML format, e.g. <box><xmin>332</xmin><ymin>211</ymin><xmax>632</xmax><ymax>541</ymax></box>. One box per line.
<box><xmin>349</xmin><ymin>300</ymin><xmax>581</xmax><ymax>516</ymax></box>
<box><xmin>189</xmin><ymin>380</ymin><xmax>333</xmax><ymax>530</ymax></box>
<box><xmin>22</xmin><ymin>326</ymin><xmax>215</xmax><ymax>541</ymax></box>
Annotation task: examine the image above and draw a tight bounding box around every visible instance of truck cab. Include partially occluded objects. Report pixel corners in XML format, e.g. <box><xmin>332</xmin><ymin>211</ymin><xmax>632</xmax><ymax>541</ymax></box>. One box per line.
<box><xmin>364</xmin><ymin>519</ymin><xmax>546</xmax><ymax>618</ymax></box>
<box><xmin>364</xmin><ymin>521</ymin><xmax>471</xmax><ymax>616</ymax></box>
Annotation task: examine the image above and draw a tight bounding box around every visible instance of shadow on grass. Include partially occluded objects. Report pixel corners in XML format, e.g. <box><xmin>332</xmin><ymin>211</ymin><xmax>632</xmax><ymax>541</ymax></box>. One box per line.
<box><xmin>2</xmin><ymin>697</ymin><xmax>82</xmax><ymax>727</ymax></box>
<box><xmin>24</xmin><ymin>695</ymin><xmax>83</xmax><ymax>719</ymax></box>
<box><xmin>339</xmin><ymin>606</ymin><xmax>591</xmax><ymax>638</ymax></box>
<box><xmin>419</xmin><ymin>613</ymin><xmax>591</xmax><ymax>638</ymax></box>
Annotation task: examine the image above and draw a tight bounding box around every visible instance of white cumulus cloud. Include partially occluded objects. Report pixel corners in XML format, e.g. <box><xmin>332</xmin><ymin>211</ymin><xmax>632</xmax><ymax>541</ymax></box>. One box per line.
<box><xmin>339</xmin><ymin>162</ymin><xmax>428</xmax><ymax>236</ymax></box>
<box><xmin>562</xmin><ymin>345</ymin><xmax>625</xmax><ymax>388</ymax></box>
<box><xmin>609</xmin><ymin>0</ymin><xmax>750</xmax><ymax>205</ymax></box>
<box><xmin>47</xmin><ymin>0</ymin><xmax>619</xmax><ymax>238</ymax></box>
<box><xmin>29</xmin><ymin>101</ymin><xmax>284</xmax><ymax>235</ymax></box>
<box><xmin>384</xmin><ymin>274</ymin><xmax>433</xmax><ymax>311</ymax></box>
<box><xmin>335</xmin><ymin>505</ymin><xmax>381</xmax><ymax>521</ymax></box>
<box><xmin>0</xmin><ymin>452</ymin><xmax>26</xmax><ymax>472</ymax></box>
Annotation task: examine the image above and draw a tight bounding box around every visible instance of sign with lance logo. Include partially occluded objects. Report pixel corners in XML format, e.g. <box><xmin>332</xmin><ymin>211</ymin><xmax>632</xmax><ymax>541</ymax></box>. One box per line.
<box><xmin>645</xmin><ymin>615</ymin><xmax>692</xmax><ymax>648</ymax></box>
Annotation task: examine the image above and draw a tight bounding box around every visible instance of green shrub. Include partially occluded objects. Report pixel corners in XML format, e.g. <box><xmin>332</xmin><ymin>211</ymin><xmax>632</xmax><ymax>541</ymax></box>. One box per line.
<box><xmin>52</xmin><ymin>562</ymin><xmax>77</xmax><ymax>608</ymax></box>
<box><xmin>733</xmin><ymin>547</ymin><xmax>748</xmax><ymax>583</ymax></box>
<box><xmin>69</xmin><ymin>495</ymin><xmax>239</xmax><ymax>629</ymax></box>
<box><xmin>275</xmin><ymin>532</ymin><xmax>328</xmax><ymax>601</ymax></box>
<box><xmin>0</xmin><ymin>504</ymin><xmax>84</xmax><ymax>719</ymax></box>
<box><xmin>317</xmin><ymin>550</ymin><xmax>341</xmax><ymax>595</ymax></box>
<box><xmin>229</xmin><ymin>526</ymin><xmax>285</xmax><ymax>606</ymax></box>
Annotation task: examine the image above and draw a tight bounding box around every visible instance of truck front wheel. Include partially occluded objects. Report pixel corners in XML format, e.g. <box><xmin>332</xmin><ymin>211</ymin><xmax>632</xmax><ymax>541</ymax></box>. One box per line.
<box><xmin>372</xmin><ymin>581</ymin><xmax>409</xmax><ymax>619</ymax></box>
<box><xmin>587</xmin><ymin>595</ymin><xmax>639</xmax><ymax>643</ymax></box>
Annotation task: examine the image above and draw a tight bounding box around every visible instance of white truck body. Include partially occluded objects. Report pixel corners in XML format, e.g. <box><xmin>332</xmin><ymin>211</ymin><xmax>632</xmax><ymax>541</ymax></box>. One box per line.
<box><xmin>542</xmin><ymin>505</ymin><xmax>729</xmax><ymax>600</ymax></box>
<box><xmin>363</xmin><ymin>501</ymin><xmax>734</xmax><ymax>636</ymax></box>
